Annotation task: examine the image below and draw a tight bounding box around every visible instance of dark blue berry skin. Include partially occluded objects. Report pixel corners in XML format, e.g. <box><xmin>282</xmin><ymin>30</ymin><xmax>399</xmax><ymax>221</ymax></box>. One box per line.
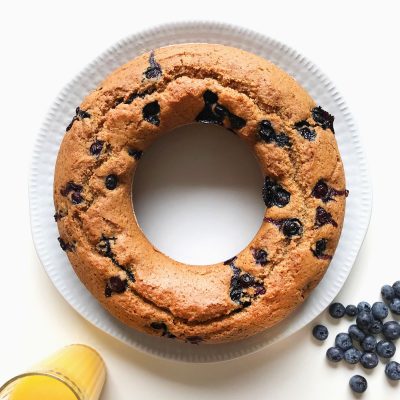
<box><xmin>329</xmin><ymin>302</ymin><xmax>346</xmax><ymax>319</ymax></box>
<box><xmin>344</xmin><ymin>347</ymin><xmax>362</xmax><ymax>364</ymax></box>
<box><xmin>389</xmin><ymin>298</ymin><xmax>400</xmax><ymax>315</ymax></box>
<box><xmin>382</xmin><ymin>321</ymin><xmax>400</xmax><ymax>340</ymax></box>
<box><xmin>335</xmin><ymin>333</ymin><xmax>353</xmax><ymax>351</ymax></box>
<box><xmin>345</xmin><ymin>304</ymin><xmax>357</xmax><ymax>317</ymax></box>
<box><xmin>349</xmin><ymin>375</ymin><xmax>367</xmax><ymax>394</ymax></box>
<box><xmin>357</xmin><ymin>301</ymin><xmax>371</xmax><ymax>313</ymax></box>
<box><xmin>369</xmin><ymin>318</ymin><xmax>383</xmax><ymax>334</ymax></box>
<box><xmin>312</xmin><ymin>324</ymin><xmax>329</xmax><ymax>341</ymax></box>
<box><xmin>385</xmin><ymin>361</ymin><xmax>400</xmax><ymax>380</ymax></box>
<box><xmin>356</xmin><ymin>310</ymin><xmax>373</xmax><ymax>331</ymax></box>
<box><xmin>382</xmin><ymin>284</ymin><xmax>395</xmax><ymax>301</ymax></box>
<box><xmin>360</xmin><ymin>352</ymin><xmax>379</xmax><ymax>369</ymax></box>
<box><xmin>348</xmin><ymin>324</ymin><xmax>366</xmax><ymax>342</ymax></box>
<box><xmin>361</xmin><ymin>335</ymin><xmax>377</xmax><ymax>352</ymax></box>
<box><xmin>326</xmin><ymin>347</ymin><xmax>344</xmax><ymax>362</ymax></box>
<box><xmin>371</xmin><ymin>301</ymin><xmax>388</xmax><ymax>320</ymax></box>
<box><xmin>376</xmin><ymin>340</ymin><xmax>396</xmax><ymax>358</ymax></box>
<box><xmin>105</xmin><ymin>174</ymin><xmax>118</xmax><ymax>190</ymax></box>
<box><xmin>393</xmin><ymin>281</ymin><xmax>400</xmax><ymax>297</ymax></box>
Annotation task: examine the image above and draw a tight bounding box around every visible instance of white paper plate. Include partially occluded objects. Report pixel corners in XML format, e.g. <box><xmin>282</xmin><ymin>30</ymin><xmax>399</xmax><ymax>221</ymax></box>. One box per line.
<box><xmin>29</xmin><ymin>21</ymin><xmax>372</xmax><ymax>363</ymax></box>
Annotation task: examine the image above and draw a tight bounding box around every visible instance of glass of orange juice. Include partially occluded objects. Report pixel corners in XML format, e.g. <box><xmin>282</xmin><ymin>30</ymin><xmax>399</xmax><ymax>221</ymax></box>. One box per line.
<box><xmin>0</xmin><ymin>344</ymin><xmax>106</xmax><ymax>400</ymax></box>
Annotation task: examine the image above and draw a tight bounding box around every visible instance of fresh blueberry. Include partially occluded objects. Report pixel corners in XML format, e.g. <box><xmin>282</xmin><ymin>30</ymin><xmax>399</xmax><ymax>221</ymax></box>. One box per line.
<box><xmin>385</xmin><ymin>361</ymin><xmax>400</xmax><ymax>380</ymax></box>
<box><xmin>382</xmin><ymin>284</ymin><xmax>396</xmax><ymax>301</ymax></box>
<box><xmin>357</xmin><ymin>301</ymin><xmax>371</xmax><ymax>313</ymax></box>
<box><xmin>329</xmin><ymin>302</ymin><xmax>346</xmax><ymax>319</ymax></box>
<box><xmin>349</xmin><ymin>375</ymin><xmax>367</xmax><ymax>394</ymax></box>
<box><xmin>344</xmin><ymin>347</ymin><xmax>362</xmax><ymax>364</ymax></box>
<box><xmin>361</xmin><ymin>335</ymin><xmax>377</xmax><ymax>352</ymax></box>
<box><xmin>393</xmin><ymin>281</ymin><xmax>400</xmax><ymax>297</ymax></box>
<box><xmin>369</xmin><ymin>318</ymin><xmax>383</xmax><ymax>334</ymax></box>
<box><xmin>105</xmin><ymin>174</ymin><xmax>118</xmax><ymax>190</ymax></box>
<box><xmin>356</xmin><ymin>310</ymin><xmax>373</xmax><ymax>331</ymax></box>
<box><xmin>335</xmin><ymin>333</ymin><xmax>353</xmax><ymax>351</ymax></box>
<box><xmin>345</xmin><ymin>304</ymin><xmax>358</xmax><ymax>317</ymax></box>
<box><xmin>348</xmin><ymin>324</ymin><xmax>366</xmax><ymax>342</ymax></box>
<box><xmin>312</xmin><ymin>324</ymin><xmax>329</xmax><ymax>341</ymax></box>
<box><xmin>382</xmin><ymin>321</ymin><xmax>400</xmax><ymax>340</ymax></box>
<box><xmin>360</xmin><ymin>352</ymin><xmax>379</xmax><ymax>369</ymax></box>
<box><xmin>371</xmin><ymin>301</ymin><xmax>389</xmax><ymax>320</ymax></box>
<box><xmin>326</xmin><ymin>347</ymin><xmax>344</xmax><ymax>362</ymax></box>
<box><xmin>389</xmin><ymin>298</ymin><xmax>400</xmax><ymax>315</ymax></box>
<box><xmin>281</xmin><ymin>218</ymin><xmax>303</xmax><ymax>237</ymax></box>
<box><xmin>376</xmin><ymin>340</ymin><xmax>396</xmax><ymax>358</ymax></box>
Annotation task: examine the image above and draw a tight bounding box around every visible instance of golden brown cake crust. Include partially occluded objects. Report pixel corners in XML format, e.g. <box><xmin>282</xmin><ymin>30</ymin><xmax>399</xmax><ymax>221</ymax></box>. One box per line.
<box><xmin>54</xmin><ymin>44</ymin><xmax>347</xmax><ymax>343</ymax></box>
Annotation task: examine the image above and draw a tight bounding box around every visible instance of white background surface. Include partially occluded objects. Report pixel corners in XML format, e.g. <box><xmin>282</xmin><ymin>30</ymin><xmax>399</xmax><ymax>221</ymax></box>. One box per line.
<box><xmin>1</xmin><ymin>0</ymin><xmax>399</xmax><ymax>398</ymax></box>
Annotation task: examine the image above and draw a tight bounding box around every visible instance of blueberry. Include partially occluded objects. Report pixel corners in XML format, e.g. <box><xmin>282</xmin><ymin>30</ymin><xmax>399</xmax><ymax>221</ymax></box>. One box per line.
<box><xmin>128</xmin><ymin>149</ymin><xmax>143</xmax><ymax>160</ymax></box>
<box><xmin>108</xmin><ymin>276</ymin><xmax>127</xmax><ymax>293</ymax></box>
<box><xmin>382</xmin><ymin>321</ymin><xmax>400</xmax><ymax>340</ymax></box>
<box><xmin>361</xmin><ymin>335</ymin><xmax>377</xmax><ymax>352</ymax></box>
<box><xmin>357</xmin><ymin>301</ymin><xmax>371</xmax><ymax>313</ymax></box>
<box><xmin>349</xmin><ymin>375</ymin><xmax>367</xmax><ymax>394</ymax></box>
<box><xmin>150</xmin><ymin>322</ymin><xmax>167</xmax><ymax>331</ymax></box>
<box><xmin>312</xmin><ymin>106</ymin><xmax>335</xmax><ymax>132</ymax></box>
<box><xmin>105</xmin><ymin>174</ymin><xmax>118</xmax><ymax>190</ymax></box>
<box><xmin>393</xmin><ymin>281</ymin><xmax>400</xmax><ymax>297</ymax></box>
<box><xmin>294</xmin><ymin>120</ymin><xmax>316</xmax><ymax>141</ymax></box>
<box><xmin>262</xmin><ymin>177</ymin><xmax>291</xmax><ymax>208</ymax></box>
<box><xmin>259</xmin><ymin>120</ymin><xmax>276</xmax><ymax>143</ymax></box>
<box><xmin>253</xmin><ymin>249</ymin><xmax>268</xmax><ymax>266</ymax></box>
<box><xmin>348</xmin><ymin>324</ymin><xmax>366</xmax><ymax>342</ymax></box>
<box><xmin>382</xmin><ymin>284</ymin><xmax>396</xmax><ymax>301</ymax></box>
<box><xmin>312</xmin><ymin>180</ymin><xmax>329</xmax><ymax>200</ymax></box>
<box><xmin>389</xmin><ymin>298</ymin><xmax>400</xmax><ymax>315</ymax></box>
<box><xmin>144</xmin><ymin>51</ymin><xmax>162</xmax><ymax>79</ymax></box>
<box><xmin>344</xmin><ymin>347</ymin><xmax>362</xmax><ymax>364</ymax></box>
<box><xmin>312</xmin><ymin>324</ymin><xmax>329</xmax><ymax>341</ymax></box>
<box><xmin>203</xmin><ymin>90</ymin><xmax>218</xmax><ymax>104</ymax></box>
<box><xmin>282</xmin><ymin>218</ymin><xmax>303</xmax><ymax>237</ymax></box>
<box><xmin>345</xmin><ymin>304</ymin><xmax>358</xmax><ymax>317</ymax></box>
<box><xmin>335</xmin><ymin>333</ymin><xmax>353</xmax><ymax>351</ymax></box>
<box><xmin>329</xmin><ymin>302</ymin><xmax>346</xmax><ymax>319</ymax></box>
<box><xmin>71</xmin><ymin>192</ymin><xmax>83</xmax><ymax>204</ymax></box>
<box><xmin>312</xmin><ymin>239</ymin><xmax>331</xmax><ymax>260</ymax></box>
<box><xmin>326</xmin><ymin>346</ymin><xmax>344</xmax><ymax>362</ymax></box>
<box><xmin>385</xmin><ymin>361</ymin><xmax>400</xmax><ymax>380</ymax></box>
<box><xmin>371</xmin><ymin>301</ymin><xmax>388</xmax><ymax>320</ymax></box>
<box><xmin>376</xmin><ymin>340</ymin><xmax>396</xmax><ymax>358</ymax></box>
<box><xmin>356</xmin><ymin>310</ymin><xmax>373</xmax><ymax>331</ymax></box>
<box><xmin>315</xmin><ymin>206</ymin><xmax>338</xmax><ymax>228</ymax></box>
<box><xmin>90</xmin><ymin>140</ymin><xmax>104</xmax><ymax>156</ymax></box>
<box><xmin>239</xmin><ymin>273</ymin><xmax>254</xmax><ymax>288</ymax></box>
<box><xmin>369</xmin><ymin>318</ymin><xmax>383</xmax><ymax>334</ymax></box>
<box><xmin>142</xmin><ymin>101</ymin><xmax>160</xmax><ymax>125</ymax></box>
<box><xmin>360</xmin><ymin>352</ymin><xmax>378</xmax><ymax>369</ymax></box>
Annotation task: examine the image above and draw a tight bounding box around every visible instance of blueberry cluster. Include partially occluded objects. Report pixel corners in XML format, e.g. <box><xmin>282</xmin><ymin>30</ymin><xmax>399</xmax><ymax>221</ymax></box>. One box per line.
<box><xmin>312</xmin><ymin>280</ymin><xmax>400</xmax><ymax>393</ymax></box>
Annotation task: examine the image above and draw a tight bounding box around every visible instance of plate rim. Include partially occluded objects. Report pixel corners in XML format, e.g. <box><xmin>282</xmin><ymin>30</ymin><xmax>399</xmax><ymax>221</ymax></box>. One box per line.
<box><xmin>29</xmin><ymin>20</ymin><xmax>373</xmax><ymax>363</ymax></box>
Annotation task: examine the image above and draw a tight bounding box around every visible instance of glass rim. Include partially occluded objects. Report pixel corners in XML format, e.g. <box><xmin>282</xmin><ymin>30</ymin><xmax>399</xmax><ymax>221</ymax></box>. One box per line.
<box><xmin>0</xmin><ymin>372</ymin><xmax>82</xmax><ymax>400</ymax></box>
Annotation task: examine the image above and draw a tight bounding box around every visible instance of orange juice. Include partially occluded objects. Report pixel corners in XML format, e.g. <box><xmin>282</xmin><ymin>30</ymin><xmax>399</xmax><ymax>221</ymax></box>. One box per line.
<box><xmin>0</xmin><ymin>345</ymin><xmax>105</xmax><ymax>400</ymax></box>
<box><xmin>9</xmin><ymin>375</ymin><xmax>78</xmax><ymax>400</ymax></box>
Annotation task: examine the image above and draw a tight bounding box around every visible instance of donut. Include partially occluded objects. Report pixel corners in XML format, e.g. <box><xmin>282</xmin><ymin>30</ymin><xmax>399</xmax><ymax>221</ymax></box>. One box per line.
<box><xmin>54</xmin><ymin>44</ymin><xmax>347</xmax><ymax>343</ymax></box>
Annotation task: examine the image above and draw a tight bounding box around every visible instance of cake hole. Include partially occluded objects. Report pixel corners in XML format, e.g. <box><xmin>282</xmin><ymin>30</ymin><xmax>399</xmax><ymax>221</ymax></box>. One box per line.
<box><xmin>132</xmin><ymin>124</ymin><xmax>265</xmax><ymax>265</ymax></box>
